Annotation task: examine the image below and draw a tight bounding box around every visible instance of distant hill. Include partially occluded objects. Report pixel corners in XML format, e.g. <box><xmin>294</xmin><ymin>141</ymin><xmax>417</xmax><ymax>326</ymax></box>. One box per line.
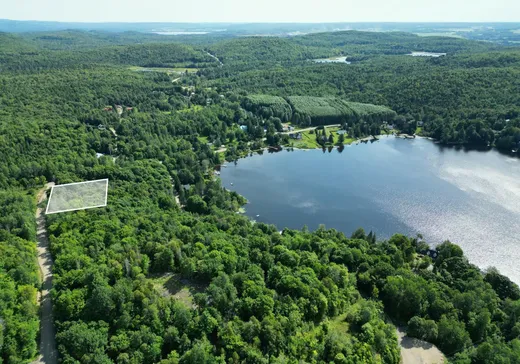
<box><xmin>1</xmin><ymin>19</ymin><xmax>520</xmax><ymax>44</ymax></box>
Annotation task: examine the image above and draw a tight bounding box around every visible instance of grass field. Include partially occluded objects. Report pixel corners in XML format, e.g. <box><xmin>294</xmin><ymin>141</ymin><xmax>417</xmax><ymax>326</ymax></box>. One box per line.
<box><xmin>178</xmin><ymin>105</ymin><xmax>204</xmax><ymax>113</ymax></box>
<box><xmin>289</xmin><ymin>126</ymin><xmax>355</xmax><ymax>149</ymax></box>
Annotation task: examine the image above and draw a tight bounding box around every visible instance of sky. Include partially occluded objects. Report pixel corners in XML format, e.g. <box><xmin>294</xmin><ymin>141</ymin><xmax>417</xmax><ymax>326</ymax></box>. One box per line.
<box><xmin>2</xmin><ymin>0</ymin><xmax>519</xmax><ymax>23</ymax></box>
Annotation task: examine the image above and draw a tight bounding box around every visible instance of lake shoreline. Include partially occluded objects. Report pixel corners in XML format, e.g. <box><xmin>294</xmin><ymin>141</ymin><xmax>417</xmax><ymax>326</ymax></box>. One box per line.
<box><xmin>221</xmin><ymin>137</ymin><xmax>520</xmax><ymax>283</ymax></box>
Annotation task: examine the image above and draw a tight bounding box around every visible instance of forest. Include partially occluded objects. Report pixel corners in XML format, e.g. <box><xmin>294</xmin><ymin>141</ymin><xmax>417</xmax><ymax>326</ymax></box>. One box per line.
<box><xmin>1</xmin><ymin>28</ymin><xmax>520</xmax><ymax>364</ymax></box>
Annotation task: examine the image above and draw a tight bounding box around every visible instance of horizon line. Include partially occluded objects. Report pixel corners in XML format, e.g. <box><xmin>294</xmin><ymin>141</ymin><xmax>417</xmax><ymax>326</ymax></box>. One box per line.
<box><xmin>2</xmin><ymin>18</ymin><xmax>520</xmax><ymax>25</ymax></box>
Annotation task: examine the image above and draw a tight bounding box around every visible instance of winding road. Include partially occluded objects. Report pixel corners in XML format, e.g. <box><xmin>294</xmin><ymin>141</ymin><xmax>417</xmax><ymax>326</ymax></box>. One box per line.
<box><xmin>206</xmin><ymin>51</ymin><xmax>223</xmax><ymax>66</ymax></box>
<box><xmin>32</xmin><ymin>183</ymin><xmax>58</xmax><ymax>364</ymax></box>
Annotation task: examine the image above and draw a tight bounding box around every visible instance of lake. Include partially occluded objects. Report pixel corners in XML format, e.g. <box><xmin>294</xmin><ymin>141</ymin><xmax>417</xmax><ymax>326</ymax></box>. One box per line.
<box><xmin>313</xmin><ymin>56</ymin><xmax>351</xmax><ymax>64</ymax></box>
<box><xmin>220</xmin><ymin>136</ymin><xmax>520</xmax><ymax>282</ymax></box>
<box><xmin>409</xmin><ymin>51</ymin><xmax>447</xmax><ymax>57</ymax></box>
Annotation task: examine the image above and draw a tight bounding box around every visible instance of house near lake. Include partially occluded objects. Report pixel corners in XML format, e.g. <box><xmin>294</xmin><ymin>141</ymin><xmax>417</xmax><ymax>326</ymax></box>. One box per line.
<box><xmin>289</xmin><ymin>132</ymin><xmax>302</xmax><ymax>140</ymax></box>
<box><xmin>420</xmin><ymin>249</ymin><xmax>439</xmax><ymax>260</ymax></box>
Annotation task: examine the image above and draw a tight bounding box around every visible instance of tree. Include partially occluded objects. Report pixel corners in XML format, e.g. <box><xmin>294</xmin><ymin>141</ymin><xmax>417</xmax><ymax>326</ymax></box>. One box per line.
<box><xmin>436</xmin><ymin>317</ymin><xmax>471</xmax><ymax>354</ymax></box>
<box><xmin>407</xmin><ymin>316</ymin><xmax>438</xmax><ymax>342</ymax></box>
<box><xmin>56</xmin><ymin>321</ymin><xmax>109</xmax><ymax>360</ymax></box>
<box><xmin>484</xmin><ymin>267</ymin><xmax>520</xmax><ymax>300</ymax></box>
<box><xmin>186</xmin><ymin>195</ymin><xmax>208</xmax><ymax>214</ymax></box>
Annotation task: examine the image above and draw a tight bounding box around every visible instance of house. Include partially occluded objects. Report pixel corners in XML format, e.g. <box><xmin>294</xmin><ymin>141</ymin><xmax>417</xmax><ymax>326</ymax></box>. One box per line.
<box><xmin>103</xmin><ymin>107</ymin><xmax>113</xmax><ymax>111</ymax></box>
<box><xmin>289</xmin><ymin>132</ymin><xmax>302</xmax><ymax>140</ymax></box>
<box><xmin>417</xmin><ymin>121</ymin><xmax>424</xmax><ymax>127</ymax></box>
<box><xmin>387</xmin><ymin>124</ymin><xmax>395</xmax><ymax>130</ymax></box>
<box><xmin>288</xmin><ymin>126</ymin><xmax>295</xmax><ymax>131</ymax></box>
<box><xmin>97</xmin><ymin>124</ymin><xmax>106</xmax><ymax>130</ymax></box>
<box><xmin>282</xmin><ymin>126</ymin><xmax>289</xmax><ymax>132</ymax></box>
<box><xmin>125</xmin><ymin>107</ymin><xmax>133</xmax><ymax>111</ymax></box>
<box><xmin>239</xmin><ymin>125</ymin><xmax>248</xmax><ymax>131</ymax></box>
<box><xmin>336</xmin><ymin>130</ymin><xmax>347</xmax><ymax>135</ymax></box>
<box><xmin>420</xmin><ymin>249</ymin><xmax>439</xmax><ymax>260</ymax></box>
<box><xmin>115</xmin><ymin>105</ymin><xmax>123</xmax><ymax>115</ymax></box>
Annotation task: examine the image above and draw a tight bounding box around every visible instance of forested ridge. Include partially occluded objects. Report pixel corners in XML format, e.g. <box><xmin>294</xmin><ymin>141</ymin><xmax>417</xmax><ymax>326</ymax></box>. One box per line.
<box><xmin>1</xmin><ymin>29</ymin><xmax>520</xmax><ymax>364</ymax></box>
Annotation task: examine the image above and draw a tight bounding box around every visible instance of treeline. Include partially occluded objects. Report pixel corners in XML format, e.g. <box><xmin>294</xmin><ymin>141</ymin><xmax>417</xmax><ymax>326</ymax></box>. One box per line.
<box><xmin>241</xmin><ymin>95</ymin><xmax>293</xmax><ymax>122</ymax></box>
<box><xmin>207</xmin><ymin>37</ymin><xmax>330</xmax><ymax>65</ymax></box>
<box><xmin>287</xmin><ymin>96</ymin><xmax>396</xmax><ymax>126</ymax></box>
<box><xmin>0</xmin><ymin>191</ymin><xmax>40</xmax><ymax>363</ymax></box>
<box><xmin>293</xmin><ymin>31</ymin><xmax>498</xmax><ymax>56</ymax></box>
<box><xmin>0</xmin><ymin>43</ymin><xmax>217</xmax><ymax>72</ymax></box>
<box><xmin>207</xmin><ymin>50</ymin><xmax>520</xmax><ymax>150</ymax></box>
<box><xmin>242</xmin><ymin>94</ymin><xmax>395</xmax><ymax>127</ymax></box>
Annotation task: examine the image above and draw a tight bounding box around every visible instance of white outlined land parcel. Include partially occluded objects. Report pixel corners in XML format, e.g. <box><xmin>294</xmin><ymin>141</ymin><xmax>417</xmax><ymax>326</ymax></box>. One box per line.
<box><xmin>45</xmin><ymin>179</ymin><xmax>108</xmax><ymax>214</ymax></box>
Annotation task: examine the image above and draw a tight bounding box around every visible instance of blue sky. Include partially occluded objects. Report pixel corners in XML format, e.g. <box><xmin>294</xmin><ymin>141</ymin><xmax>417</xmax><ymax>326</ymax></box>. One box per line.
<box><xmin>3</xmin><ymin>0</ymin><xmax>519</xmax><ymax>22</ymax></box>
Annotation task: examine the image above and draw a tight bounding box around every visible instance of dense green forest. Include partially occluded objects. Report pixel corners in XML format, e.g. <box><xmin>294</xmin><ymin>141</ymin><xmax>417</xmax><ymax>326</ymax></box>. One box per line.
<box><xmin>1</xmin><ymin>29</ymin><xmax>520</xmax><ymax>364</ymax></box>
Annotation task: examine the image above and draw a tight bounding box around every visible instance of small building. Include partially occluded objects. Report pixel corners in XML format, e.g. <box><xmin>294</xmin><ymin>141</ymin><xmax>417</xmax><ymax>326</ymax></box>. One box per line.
<box><xmin>288</xmin><ymin>126</ymin><xmax>295</xmax><ymax>131</ymax></box>
<box><xmin>387</xmin><ymin>124</ymin><xmax>395</xmax><ymax>130</ymax></box>
<box><xmin>115</xmin><ymin>105</ymin><xmax>123</xmax><ymax>115</ymax></box>
<box><xmin>289</xmin><ymin>132</ymin><xmax>302</xmax><ymax>140</ymax></box>
<box><xmin>417</xmin><ymin>121</ymin><xmax>424</xmax><ymax>127</ymax></box>
<box><xmin>97</xmin><ymin>124</ymin><xmax>106</xmax><ymax>130</ymax></box>
<box><xmin>239</xmin><ymin>125</ymin><xmax>248</xmax><ymax>131</ymax></box>
<box><xmin>420</xmin><ymin>249</ymin><xmax>439</xmax><ymax>260</ymax></box>
<box><xmin>103</xmin><ymin>107</ymin><xmax>113</xmax><ymax>112</ymax></box>
<box><xmin>336</xmin><ymin>130</ymin><xmax>347</xmax><ymax>135</ymax></box>
<box><xmin>125</xmin><ymin>107</ymin><xmax>133</xmax><ymax>111</ymax></box>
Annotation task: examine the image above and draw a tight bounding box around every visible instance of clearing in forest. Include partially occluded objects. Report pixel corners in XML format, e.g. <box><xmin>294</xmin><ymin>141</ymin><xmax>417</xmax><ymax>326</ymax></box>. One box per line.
<box><xmin>45</xmin><ymin>179</ymin><xmax>108</xmax><ymax>214</ymax></box>
<box><xmin>151</xmin><ymin>273</ymin><xmax>207</xmax><ymax>309</ymax></box>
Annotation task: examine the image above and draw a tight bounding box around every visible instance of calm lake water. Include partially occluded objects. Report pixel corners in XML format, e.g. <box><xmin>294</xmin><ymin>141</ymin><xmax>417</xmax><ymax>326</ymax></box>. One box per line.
<box><xmin>313</xmin><ymin>56</ymin><xmax>351</xmax><ymax>64</ymax></box>
<box><xmin>221</xmin><ymin>136</ymin><xmax>520</xmax><ymax>282</ymax></box>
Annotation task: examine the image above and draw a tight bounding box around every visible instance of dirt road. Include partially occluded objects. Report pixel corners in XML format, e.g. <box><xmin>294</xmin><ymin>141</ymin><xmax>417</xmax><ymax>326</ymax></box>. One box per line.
<box><xmin>31</xmin><ymin>183</ymin><xmax>58</xmax><ymax>364</ymax></box>
<box><xmin>397</xmin><ymin>327</ymin><xmax>444</xmax><ymax>364</ymax></box>
<box><xmin>206</xmin><ymin>51</ymin><xmax>223</xmax><ymax>66</ymax></box>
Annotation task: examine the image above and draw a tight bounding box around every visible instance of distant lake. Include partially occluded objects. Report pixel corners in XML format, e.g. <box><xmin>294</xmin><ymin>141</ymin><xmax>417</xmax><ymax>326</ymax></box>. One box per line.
<box><xmin>409</xmin><ymin>51</ymin><xmax>447</xmax><ymax>57</ymax></box>
<box><xmin>313</xmin><ymin>56</ymin><xmax>351</xmax><ymax>64</ymax></box>
<box><xmin>152</xmin><ymin>31</ymin><xmax>209</xmax><ymax>35</ymax></box>
<box><xmin>221</xmin><ymin>136</ymin><xmax>520</xmax><ymax>282</ymax></box>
